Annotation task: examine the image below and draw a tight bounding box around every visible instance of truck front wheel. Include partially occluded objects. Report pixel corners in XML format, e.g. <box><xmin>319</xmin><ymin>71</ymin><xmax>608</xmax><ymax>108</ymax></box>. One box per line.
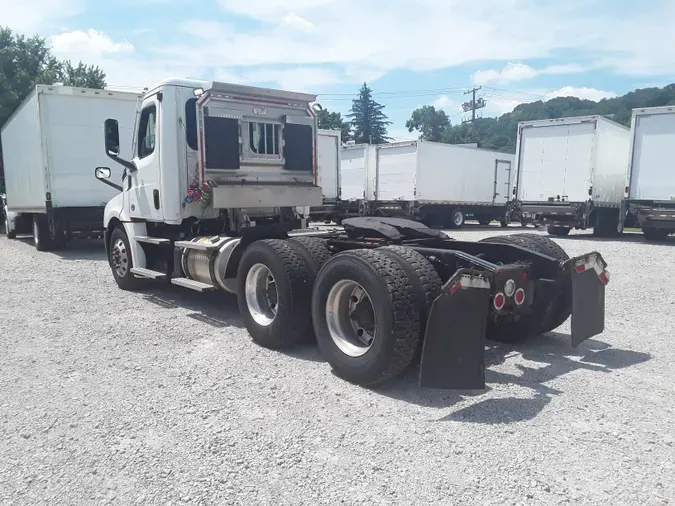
<box><xmin>311</xmin><ymin>249</ymin><xmax>420</xmax><ymax>386</ymax></box>
<box><xmin>109</xmin><ymin>227</ymin><xmax>143</xmax><ymax>290</ymax></box>
<box><xmin>237</xmin><ymin>239</ymin><xmax>312</xmax><ymax>350</ymax></box>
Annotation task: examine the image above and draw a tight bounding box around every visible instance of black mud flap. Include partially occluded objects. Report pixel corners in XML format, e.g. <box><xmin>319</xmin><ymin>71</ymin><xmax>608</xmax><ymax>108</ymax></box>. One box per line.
<box><xmin>419</xmin><ymin>269</ymin><xmax>492</xmax><ymax>390</ymax></box>
<box><xmin>565</xmin><ymin>252</ymin><xmax>609</xmax><ymax>347</ymax></box>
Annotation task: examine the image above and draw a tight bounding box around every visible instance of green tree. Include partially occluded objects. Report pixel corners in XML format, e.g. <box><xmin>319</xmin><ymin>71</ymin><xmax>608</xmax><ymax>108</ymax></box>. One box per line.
<box><xmin>406</xmin><ymin>105</ymin><xmax>450</xmax><ymax>141</ymax></box>
<box><xmin>59</xmin><ymin>61</ymin><xmax>107</xmax><ymax>89</ymax></box>
<box><xmin>347</xmin><ymin>83</ymin><xmax>391</xmax><ymax>144</ymax></box>
<box><xmin>0</xmin><ymin>27</ymin><xmax>62</xmax><ymax>129</ymax></box>
<box><xmin>317</xmin><ymin>108</ymin><xmax>351</xmax><ymax>142</ymax></box>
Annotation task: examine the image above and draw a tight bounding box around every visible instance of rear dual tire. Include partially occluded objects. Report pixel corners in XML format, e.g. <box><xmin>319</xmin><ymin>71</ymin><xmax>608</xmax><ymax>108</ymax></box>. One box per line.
<box><xmin>479</xmin><ymin>233</ymin><xmax>571</xmax><ymax>343</ymax></box>
<box><xmin>311</xmin><ymin>248</ymin><xmax>442</xmax><ymax>386</ymax></box>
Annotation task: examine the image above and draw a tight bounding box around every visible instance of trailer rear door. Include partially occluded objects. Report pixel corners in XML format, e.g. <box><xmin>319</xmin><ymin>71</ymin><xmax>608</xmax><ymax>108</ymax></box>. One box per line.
<box><xmin>317</xmin><ymin>130</ymin><xmax>340</xmax><ymax>200</ymax></box>
<box><xmin>630</xmin><ymin>113</ymin><xmax>675</xmax><ymax>200</ymax></box>
<box><xmin>519</xmin><ymin>121</ymin><xmax>596</xmax><ymax>202</ymax></box>
<box><xmin>375</xmin><ymin>143</ymin><xmax>417</xmax><ymax>201</ymax></box>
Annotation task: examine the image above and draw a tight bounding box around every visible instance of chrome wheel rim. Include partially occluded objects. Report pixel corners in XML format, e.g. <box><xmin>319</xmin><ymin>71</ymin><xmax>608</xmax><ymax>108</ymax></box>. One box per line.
<box><xmin>111</xmin><ymin>238</ymin><xmax>129</xmax><ymax>277</ymax></box>
<box><xmin>453</xmin><ymin>211</ymin><xmax>463</xmax><ymax>226</ymax></box>
<box><xmin>245</xmin><ymin>263</ymin><xmax>278</xmax><ymax>327</ymax></box>
<box><xmin>326</xmin><ymin>280</ymin><xmax>376</xmax><ymax>358</ymax></box>
<box><xmin>33</xmin><ymin>220</ymin><xmax>39</xmax><ymax>245</ymax></box>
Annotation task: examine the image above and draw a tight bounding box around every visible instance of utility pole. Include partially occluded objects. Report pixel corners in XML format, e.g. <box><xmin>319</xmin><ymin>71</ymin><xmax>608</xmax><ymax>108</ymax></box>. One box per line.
<box><xmin>462</xmin><ymin>86</ymin><xmax>486</xmax><ymax>123</ymax></box>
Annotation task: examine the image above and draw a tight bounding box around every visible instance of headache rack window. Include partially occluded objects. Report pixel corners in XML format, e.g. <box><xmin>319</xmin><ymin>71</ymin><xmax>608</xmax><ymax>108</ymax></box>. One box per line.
<box><xmin>204</xmin><ymin>116</ymin><xmax>241</xmax><ymax>170</ymax></box>
<box><xmin>244</xmin><ymin>121</ymin><xmax>282</xmax><ymax>161</ymax></box>
<box><xmin>283</xmin><ymin>123</ymin><xmax>313</xmax><ymax>171</ymax></box>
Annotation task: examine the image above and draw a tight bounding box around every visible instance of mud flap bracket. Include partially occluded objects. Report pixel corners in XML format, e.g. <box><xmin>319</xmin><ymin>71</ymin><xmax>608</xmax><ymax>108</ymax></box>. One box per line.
<box><xmin>419</xmin><ymin>269</ymin><xmax>492</xmax><ymax>390</ymax></box>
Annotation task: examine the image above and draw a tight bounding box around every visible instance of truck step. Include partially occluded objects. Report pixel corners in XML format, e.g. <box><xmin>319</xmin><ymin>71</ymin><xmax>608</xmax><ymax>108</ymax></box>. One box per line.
<box><xmin>130</xmin><ymin>267</ymin><xmax>166</xmax><ymax>279</ymax></box>
<box><xmin>171</xmin><ymin>277</ymin><xmax>217</xmax><ymax>292</ymax></box>
<box><xmin>135</xmin><ymin>235</ymin><xmax>171</xmax><ymax>245</ymax></box>
<box><xmin>174</xmin><ymin>240</ymin><xmax>220</xmax><ymax>251</ymax></box>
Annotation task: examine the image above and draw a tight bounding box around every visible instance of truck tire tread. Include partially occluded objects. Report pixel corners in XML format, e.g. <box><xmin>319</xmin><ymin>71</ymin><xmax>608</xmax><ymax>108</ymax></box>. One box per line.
<box><xmin>109</xmin><ymin>227</ymin><xmax>143</xmax><ymax>290</ymax></box>
<box><xmin>287</xmin><ymin>237</ymin><xmax>332</xmax><ymax>343</ymax></box>
<box><xmin>237</xmin><ymin>239</ymin><xmax>312</xmax><ymax>350</ymax></box>
<box><xmin>312</xmin><ymin>249</ymin><xmax>421</xmax><ymax>385</ymax></box>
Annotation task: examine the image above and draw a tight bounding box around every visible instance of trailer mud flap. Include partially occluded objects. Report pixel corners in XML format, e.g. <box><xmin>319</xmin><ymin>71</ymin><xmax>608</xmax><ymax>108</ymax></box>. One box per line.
<box><xmin>419</xmin><ymin>270</ymin><xmax>492</xmax><ymax>390</ymax></box>
<box><xmin>566</xmin><ymin>252</ymin><xmax>609</xmax><ymax>347</ymax></box>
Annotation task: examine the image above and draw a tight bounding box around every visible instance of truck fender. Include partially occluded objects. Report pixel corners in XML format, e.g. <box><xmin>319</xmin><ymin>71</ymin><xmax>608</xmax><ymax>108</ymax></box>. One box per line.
<box><xmin>122</xmin><ymin>221</ymin><xmax>148</xmax><ymax>270</ymax></box>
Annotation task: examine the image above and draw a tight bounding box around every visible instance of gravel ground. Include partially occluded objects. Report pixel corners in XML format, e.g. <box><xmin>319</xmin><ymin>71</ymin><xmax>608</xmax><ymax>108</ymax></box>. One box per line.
<box><xmin>0</xmin><ymin>226</ymin><xmax>673</xmax><ymax>506</ymax></box>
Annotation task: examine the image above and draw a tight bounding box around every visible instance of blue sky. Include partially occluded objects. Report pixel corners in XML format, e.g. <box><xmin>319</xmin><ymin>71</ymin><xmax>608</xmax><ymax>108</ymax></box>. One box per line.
<box><xmin>3</xmin><ymin>0</ymin><xmax>675</xmax><ymax>140</ymax></box>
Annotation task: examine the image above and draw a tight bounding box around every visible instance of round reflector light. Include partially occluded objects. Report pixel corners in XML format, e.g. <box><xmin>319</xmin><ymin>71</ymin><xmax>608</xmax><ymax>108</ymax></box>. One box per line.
<box><xmin>493</xmin><ymin>292</ymin><xmax>506</xmax><ymax>311</ymax></box>
<box><xmin>514</xmin><ymin>288</ymin><xmax>526</xmax><ymax>306</ymax></box>
<box><xmin>504</xmin><ymin>279</ymin><xmax>516</xmax><ymax>297</ymax></box>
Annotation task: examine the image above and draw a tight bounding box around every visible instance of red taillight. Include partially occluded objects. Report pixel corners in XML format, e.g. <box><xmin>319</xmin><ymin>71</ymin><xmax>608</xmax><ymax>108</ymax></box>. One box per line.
<box><xmin>521</xmin><ymin>272</ymin><xmax>528</xmax><ymax>280</ymax></box>
<box><xmin>575</xmin><ymin>264</ymin><xmax>587</xmax><ymax>273</ymax></box>
<box><xmin>514</xmin><ymin>288</ymin><xmax>526</xmax><ymax>306</ymax></box>
<box><xmin>493</xmin><ymin>292</ymin><xmax>506</xmax><ymax>311</ymax></box>
<box><xmin>598</xmin><ymin>271</ymin><xmax>610</xmax><ymax>285</ymax></box>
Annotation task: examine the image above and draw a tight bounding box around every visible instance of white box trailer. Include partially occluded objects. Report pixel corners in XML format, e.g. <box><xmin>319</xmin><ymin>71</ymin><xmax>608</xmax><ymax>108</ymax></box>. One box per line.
<box><xmin>363</xmin><ymin>140</ymin><xmax>515</xmax><ymax>228</ymax></box>
<box><xmin>1</xmin><ymin>84</ymin><xmax>141</xmax><ymax>249</ymax></box>
<box><xmin>625</xmin><ymin>106</ymin><xmax>675</xmax><ymax>240</ymax></box>
<box><xmin>310</xmin><ymin>129</ymin><xmax>341</xmax><ymax>221</ymax></box>
<box><xmin>325</xmin><ymin>143</ymin><xmax>377</xmax><ymax>222</ymax></box>
<box><xmin>514</xmin><ymin>115</ymin><xmax>630</xmax><ymax>237</ymax></box>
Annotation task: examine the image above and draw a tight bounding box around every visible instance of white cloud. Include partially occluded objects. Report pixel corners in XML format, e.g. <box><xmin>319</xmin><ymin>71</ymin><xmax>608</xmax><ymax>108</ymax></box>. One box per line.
<box><xmin>473</xmin><ymin>63</ymin><xmax>538</xmax><ymax>85</ymax></box>
<box><xmin>432</xmin><ymin>95</ymin><xmax>462</xmax><ymax>114</ymax></box>
<box><xmin>545</xmin><ymin>86</ymin><xmax>617</xmax><ymax>101</ymax></box>
<box><xmin>9</xmin><ymin>0</ymin><xmax>675</xmax><ymax>95</ymax></box>
<box><xmin>0</xmin><ymin>0</ymin><xmax>82</xmax><ymax>33</ymax></box>
<box><xmin>51</xmin><ymin>29</ymin><xmax>134</xmax><ymax>57</ymax></box>
<box><xmin>473</xmin><ymin>62</ymin><xmax>589</xmax><ymax>85</ymax></box>
<box><xmin>280</xmin><ymin>13</ymin><xmax>316</xmax><ymax>32</ymax></box>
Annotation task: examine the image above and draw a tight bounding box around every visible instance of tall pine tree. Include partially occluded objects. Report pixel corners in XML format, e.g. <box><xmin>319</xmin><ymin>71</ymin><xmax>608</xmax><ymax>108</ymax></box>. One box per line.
<box><xmin>347</xmin><ymin>83</ymin><xmax>391</xmax><ymax>144</ymax></box>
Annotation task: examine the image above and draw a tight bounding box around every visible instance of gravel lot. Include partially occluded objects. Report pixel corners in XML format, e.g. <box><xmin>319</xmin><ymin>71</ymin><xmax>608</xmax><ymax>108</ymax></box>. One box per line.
<box><xmin>0</xmin><ymin>226</ymin><xmax>673</xmax><ymax>506</ymax></box>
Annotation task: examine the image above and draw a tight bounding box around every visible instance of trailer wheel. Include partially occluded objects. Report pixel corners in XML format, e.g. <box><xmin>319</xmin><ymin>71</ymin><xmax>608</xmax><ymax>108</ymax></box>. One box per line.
<box><xmin>4</xmin><ymin>214</ymin><xmax>16</xmax><ymax>239</ymax></box>
<box><xmin>449</xmin><ymin>209</ymin><xmax>465</xmax><ymax>229</ymax></box>
<box><xmin>547</xmin><ymin>226</ymin><xmax>571</xmax><ymax>236</ymax></box>
<box><xmin>32</xmin><ymin>216</ymin><xmax>52</xmax><ymax>251</ymax></box>
<box><xmin>312</xmin><ymin>249</ymin><xmax>420</xmax><ymax>386</ymax></box>
<box><xmin>109</xmin><ymin>226</ymin><xmax>143</xmax><ymax>291</ymax></box>
<box><xmin>643</xmin><ymin>227</ymin><xmax>669</xmax><ymax>241</ymax></box>
<box><xmin>594</xmin><ymin>210</ymin><xmax>621</xmax><ymax>238</ymax></box>
<box><xmin>237</xmin><ymin>239</ymin><xmax>312</xmax><ymax>350</ymax></box>
<box><xmin>479</xmin><ymin>233</ymin><xmax>571</xmax><ymax>342</ymax></box>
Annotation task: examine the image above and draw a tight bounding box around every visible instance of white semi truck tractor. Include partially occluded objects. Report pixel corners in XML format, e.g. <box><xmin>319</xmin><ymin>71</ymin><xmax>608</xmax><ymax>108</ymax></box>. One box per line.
<box><xmin>95</xmin><ymin>78</ymin><xmax>612</xmax><ymax>389</ymax></box>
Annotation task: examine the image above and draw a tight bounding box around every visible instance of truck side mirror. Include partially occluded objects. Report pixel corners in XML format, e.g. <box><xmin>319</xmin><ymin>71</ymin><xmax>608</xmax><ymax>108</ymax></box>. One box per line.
<box><xmin>95</xmin><ymin>167</ymin><xmax>111</xmax><ymax>180</ymax></box>
<box><xmin>104</xmin><ymin>119</ymin><xmax>121</xmax><ymax>157</ymax></box>
<box><xmin>94</xmin><ymin>166</ymin><xmax>122</xmax><ymax>192</ymax></box>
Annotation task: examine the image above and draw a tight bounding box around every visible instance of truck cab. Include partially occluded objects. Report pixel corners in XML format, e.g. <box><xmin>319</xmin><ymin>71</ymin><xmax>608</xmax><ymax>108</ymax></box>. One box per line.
<box><xmin>97</xmin><ymin>78</ymin><xmax>322</xmax><ymax>285</ymax></box>
<box><xmin>99</xmin><ymin>78</ymin><xmax>321</xmax><ymax>233</ymax></box>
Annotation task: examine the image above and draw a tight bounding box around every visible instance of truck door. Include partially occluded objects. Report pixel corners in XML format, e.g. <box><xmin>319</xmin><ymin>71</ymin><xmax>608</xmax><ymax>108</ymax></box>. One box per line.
<box><xmin>494</xmin><ymin>159</ymin><xmax>512</xmax><ymax>203</ymax></box>
<box><xmin>128</xmin><ymin>97</ymin><xmax>163</xmax><ymax>221</ymax></box>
